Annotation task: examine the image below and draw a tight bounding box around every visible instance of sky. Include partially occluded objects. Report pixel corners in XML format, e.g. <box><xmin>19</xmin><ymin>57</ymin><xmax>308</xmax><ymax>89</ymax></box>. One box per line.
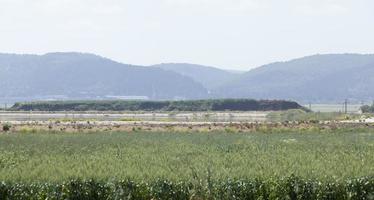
<box><xmin>0</xmin><ymin>0</ymin><xmax>373</xmax><ymax>70</ymax></box>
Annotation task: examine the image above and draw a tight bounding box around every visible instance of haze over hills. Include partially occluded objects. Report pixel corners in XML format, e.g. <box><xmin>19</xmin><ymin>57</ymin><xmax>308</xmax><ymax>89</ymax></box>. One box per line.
<box><xmin>1</xmin><ymin>52</ymin><xmax>374</xmax><ymax>104</ymax></box>
<box><xmin>0</xmin><ymin>53</ymin><xmax>207</xmax><ymax>102</ymax></box>
<box><xmin>152</xmin><ymin>63</ymin><xmax>241</xmax><ymax>90</ymax></box>
<box><xmin>214</xmin><ymin>54</ymin><xmax>374</xmax><ymax>103</ymax></box>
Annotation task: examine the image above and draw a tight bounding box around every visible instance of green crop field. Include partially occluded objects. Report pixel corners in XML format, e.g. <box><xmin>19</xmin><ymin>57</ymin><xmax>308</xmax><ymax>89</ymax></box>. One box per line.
<box><xmin>0</xmin><ymin>131</ymin><xmax>373</xmax><ymax>182</ymax></box>
<box><xmin>0</xmin><ymin>131</ymin><xmax>373</xmax><ymax>199</ymax></box>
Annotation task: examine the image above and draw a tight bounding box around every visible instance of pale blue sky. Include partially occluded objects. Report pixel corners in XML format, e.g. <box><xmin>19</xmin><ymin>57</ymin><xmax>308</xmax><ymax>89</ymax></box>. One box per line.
<box><xmin>0</xmin><ymin>0</ymin><xmax>373</xmax><ymax>70</ymax></box>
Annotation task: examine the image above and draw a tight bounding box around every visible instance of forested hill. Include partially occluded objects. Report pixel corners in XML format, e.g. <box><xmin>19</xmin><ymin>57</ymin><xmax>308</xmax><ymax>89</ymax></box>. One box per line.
<box><xmin>213</xmin><ymin>54</ymin><xmax>374</xmax><ymax>103</ymax></box>
<box><xmin>0</xmin><ymin>53</ymin><xmax>207</xmax><ymax>100</ymax></box>
<box><xmin>153</xmin><ymin>63</ymin><xmax>240</xmax><ymax>90</ymax></box>
<box><xmin>2</xmin><ymin>52</ymin><xmax>374</xmax><ymax>103</ymax></box>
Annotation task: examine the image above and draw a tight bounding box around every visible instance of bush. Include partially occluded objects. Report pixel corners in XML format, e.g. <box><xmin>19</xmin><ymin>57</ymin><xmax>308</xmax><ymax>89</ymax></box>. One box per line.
<box><xmin>361</xmin><ymin>104</ymin><xmax>374</xmax><ymax>113</ymax></box>
<box><xmin>2</xmin><ymin>124</ymin><xmax>11</xmax><ymax>132</ymax></box>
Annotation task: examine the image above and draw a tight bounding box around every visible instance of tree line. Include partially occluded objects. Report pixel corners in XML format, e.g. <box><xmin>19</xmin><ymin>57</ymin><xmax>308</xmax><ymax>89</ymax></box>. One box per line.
<box><xmin>10</xmin><ymin>99</ymin><xmax>304</xmax><ymax>112</ymax></box>
<box><xmin>361</xmin><ymin>103</ymin><xmax>374</xmax><ymax>113</ymax></box>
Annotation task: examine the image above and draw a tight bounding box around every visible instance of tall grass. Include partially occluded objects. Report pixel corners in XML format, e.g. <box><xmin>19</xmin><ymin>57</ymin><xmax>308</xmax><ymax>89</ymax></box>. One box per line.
<box><xmin>0</xmin><ymin>131</ymin><xmax>372</xmax><ymax>182</ymax></box>
<box><xmin>0</xmin><ymin>131</ymin><xmax>373</xmax><ymax>199</ymax></box>
<box><xmin>0</xmin><ymin>177</ymin><xmax>373</xmax><ymax>199</ymax></box>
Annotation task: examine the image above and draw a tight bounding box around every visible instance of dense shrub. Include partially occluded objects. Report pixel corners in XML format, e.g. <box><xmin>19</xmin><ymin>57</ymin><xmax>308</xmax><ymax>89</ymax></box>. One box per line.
<box><xmin>2</xmin><ymin>124</ymin><xmax>11</xmax><ymax>132</ymax></box>
<box><xmin>0</xmin><ymin>177</ymin><xmax>372</xmax><ymax>199</ymax></box>
<box><xmin>361</xmin><ymin>104</ymin><xmax>374</xmax><ymax>113</ymax></box>
<box><xmin>10</xmin><ymin>99</ymin><xmax>305</xmax><ymax>112</ymax></box>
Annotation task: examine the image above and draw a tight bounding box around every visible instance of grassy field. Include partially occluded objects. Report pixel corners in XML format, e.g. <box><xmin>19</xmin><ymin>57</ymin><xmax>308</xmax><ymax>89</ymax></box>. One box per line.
<box><xmin>0</xmin><ymin>131</ymin><xmax>373</xmax><ymax>182</ymax></box>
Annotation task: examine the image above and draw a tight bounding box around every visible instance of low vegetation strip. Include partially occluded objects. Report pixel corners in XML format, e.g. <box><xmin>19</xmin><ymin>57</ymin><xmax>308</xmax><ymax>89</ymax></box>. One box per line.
<box><xmin>3</xmin><ymin>120</ymin><xmax>374</xmax><ymax>134</ymax></box>
<box><xmin>267</xmin><ymin>109</ymin><xmax>364</xmax><ymax>122</ymax></box>
<box><xmin>0</xmin><ymin>177</ymin><xmax>373</xmax><ymax>200</ymax></box>
<box><xmin>10</xmin><ymin>99</ymin><xmax>304</xmax><ymax>112</ymax></box>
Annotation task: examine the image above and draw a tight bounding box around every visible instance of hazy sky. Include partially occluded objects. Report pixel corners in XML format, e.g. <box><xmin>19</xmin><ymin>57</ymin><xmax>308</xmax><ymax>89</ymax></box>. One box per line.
<box><xmin>1</xmin><ymin>0</ymin><xmax>373</xmax><ymax>70</ymax></box>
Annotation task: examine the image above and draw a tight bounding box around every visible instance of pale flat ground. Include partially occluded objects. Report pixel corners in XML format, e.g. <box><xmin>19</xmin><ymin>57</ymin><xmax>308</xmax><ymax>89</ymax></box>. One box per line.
<box><xmin>341</xmin><ymin>117</ymin><xmax>374</xmax><ymax>123</ymax></box>
<box><xmin>304</xmin><ymin>104</ymin><xmax>362</xmax><ymax>113</ymax></box>
<box><xmin>0</xmin><ymin>111</ymin><xmax>269</xmax><ymax>122</ymax></box>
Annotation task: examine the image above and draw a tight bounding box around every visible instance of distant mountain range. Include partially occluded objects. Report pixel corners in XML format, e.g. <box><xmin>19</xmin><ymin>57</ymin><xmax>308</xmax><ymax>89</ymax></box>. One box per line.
<box><xmin>152</xmin><ymin>63</ymin><xmax>239</xmax><ymax>90</ymax></box>
<box><xmin>213</xmin><ymin>54</ymin><xmax>374</xmax><ymax>103</ymax></box>
<box><xmin>0</xmin><ymin>53</ymin><xmax>207</xmax><ymax>101</ymax></box>
<box><xmin>1</xmin><ymin>52</ymin><xmax>374</xmax><ymax>103</ymax></box>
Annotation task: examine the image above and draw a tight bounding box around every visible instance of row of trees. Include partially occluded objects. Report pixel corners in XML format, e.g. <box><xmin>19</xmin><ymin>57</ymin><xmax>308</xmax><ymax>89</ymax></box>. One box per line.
<box><xmin>11</xmin><ymin>99</ymin><xmax>304</xmax><ymax>112</ymax></box>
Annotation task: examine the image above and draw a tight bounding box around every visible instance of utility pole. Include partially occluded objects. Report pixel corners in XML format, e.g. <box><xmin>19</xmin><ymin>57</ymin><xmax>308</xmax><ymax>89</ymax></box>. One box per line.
<box><xmin>344</xmin><ymin>99</ymin><xmax>348</xmax><ymax>114</ymax></box>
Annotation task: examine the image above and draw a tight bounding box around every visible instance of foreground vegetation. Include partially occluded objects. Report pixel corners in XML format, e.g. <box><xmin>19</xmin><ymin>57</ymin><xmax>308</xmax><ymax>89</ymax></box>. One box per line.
<box><xmin>0</xmin><ymin>132</ymin><xmax>374</xmax><ymax>181</ymax></box>
<box><xmin>10</xmin><ymin>99</ymin><xmax>304</xmax><ymax>112</ymax></box>
<box><xmin>0</xmin><ymin>177</ymin><xmax>372</xmax><ymax>200</ymax></box>
<box><xmin>1</xmin><ymin>131</ymin><xmax>372</xmax><ymax>181</ymax></box>
<box><xmin>0</xmin><ymin>131</ymin><xmax>373</xmax><ymax>199</ymax></box>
